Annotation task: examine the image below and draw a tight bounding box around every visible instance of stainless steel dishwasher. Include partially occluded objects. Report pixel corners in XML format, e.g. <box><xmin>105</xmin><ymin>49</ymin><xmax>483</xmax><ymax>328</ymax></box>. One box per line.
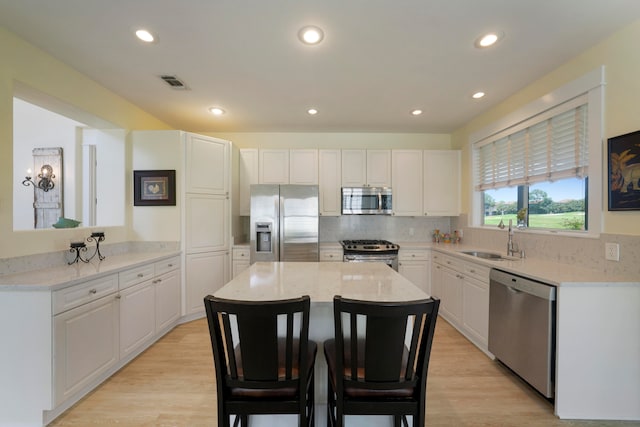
<box><xmin>488</xmin><ymin>269</ymin><xmax>556</xmax><ymax>398</ymax></box>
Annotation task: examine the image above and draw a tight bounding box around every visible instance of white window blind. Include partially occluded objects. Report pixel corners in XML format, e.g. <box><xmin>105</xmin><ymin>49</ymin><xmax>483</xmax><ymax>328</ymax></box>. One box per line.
<box><xmin>474</xmin><ymin>98</ymin><xmax>588</xmax><ymax>191</ymax></box>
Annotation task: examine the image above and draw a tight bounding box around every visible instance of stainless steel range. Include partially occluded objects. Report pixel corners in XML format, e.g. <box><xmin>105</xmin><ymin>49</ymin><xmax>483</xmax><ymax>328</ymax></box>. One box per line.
<box><xmin>340</xmin><ymin>239</ymin><xmax>399</xmax><ymax>271</ymax></box>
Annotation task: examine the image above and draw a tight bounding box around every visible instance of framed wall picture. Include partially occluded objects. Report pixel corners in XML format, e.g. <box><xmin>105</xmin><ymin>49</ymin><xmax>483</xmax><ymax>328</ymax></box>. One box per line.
<box><xmin>133</xmin><ymin>170</ymin><xmax>176</xmax><ymax>206</ymax></box>
<box><xmin>608</xmin><ymin>130</ymin><xmax>640</xmax><ymax>211</ymax></box>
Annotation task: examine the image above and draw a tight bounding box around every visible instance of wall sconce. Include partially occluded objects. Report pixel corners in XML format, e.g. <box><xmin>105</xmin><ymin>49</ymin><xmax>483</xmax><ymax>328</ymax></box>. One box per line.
<box><xmin>23</xmin><ymin>165</ymin><xmax>55</xmax><ymax>192</ymax></box>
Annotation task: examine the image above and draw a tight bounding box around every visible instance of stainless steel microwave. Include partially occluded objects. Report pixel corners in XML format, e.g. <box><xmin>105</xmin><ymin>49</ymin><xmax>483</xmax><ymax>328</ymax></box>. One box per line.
<box><xmin>341</xmin><ymin>187</ymin><xmax>392</xmax><ymax>215</ymax></box>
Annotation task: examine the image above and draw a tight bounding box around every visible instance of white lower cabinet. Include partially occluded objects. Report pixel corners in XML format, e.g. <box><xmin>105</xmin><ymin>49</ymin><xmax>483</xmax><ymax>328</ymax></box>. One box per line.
<box><xmin>431</xmin><ymin>251</ymin><xmax>490</xmax><ymax>354</ymax></box>
<box><xmin>53</xmin><ymin>292</ymin><xmax>119</xmax><ymax>406</ymax></box>
<box><xmin>119</xmin><ymin>279</ymin><xmax>156</xmax><ymax>359</ymax></box>
<box><xmin>51</xmin><ymin>255</ymin><xmax>182</xmax><ymax>418</ymax></box>
<box><xmin>439</xmin><ymin>262</ymin><xmax>463</xmax><ymax>326</ymax></box>
<box><xmin>155</xmin><ymin>267</ymin><xmax>181</xmax><ymax>332</ymax></box>
<box><xmin>232</xmin><ymin>246</ymin><xmax>250</xmax><ymax>278</ymax></box>
<box><xmin>398</xmin><ymin>248</ymin><xmax>430</xmax><ymax>294</ymax></box>
<box><xmin>186</xmin><ymin>251</ymin><xmax>229</xmax><ymax>315</ymax></box>
<box><xmin>320</xmin><ymin>247</ymin><xmax>343</xmax><ymax>262</ymax></box>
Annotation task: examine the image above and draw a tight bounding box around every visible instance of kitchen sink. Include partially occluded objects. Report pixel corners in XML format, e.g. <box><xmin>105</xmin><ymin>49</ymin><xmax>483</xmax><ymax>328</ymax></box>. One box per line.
<box><xmin>459</xmin><ymin>251</ymin><xmax>507</xmax><ymax>260</ymax></box>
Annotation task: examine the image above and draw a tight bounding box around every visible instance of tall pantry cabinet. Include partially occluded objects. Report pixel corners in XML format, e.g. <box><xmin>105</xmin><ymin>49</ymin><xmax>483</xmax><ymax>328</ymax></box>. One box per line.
<box><xmin>131</xmin><ymin>131</ymin><xmax>231</xmax><ymax>319</ymax></box>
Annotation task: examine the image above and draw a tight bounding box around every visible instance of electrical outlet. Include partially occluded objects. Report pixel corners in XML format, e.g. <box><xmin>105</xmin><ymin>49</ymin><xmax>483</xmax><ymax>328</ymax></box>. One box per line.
<box><xmin>605</xmin><ymin>243</ymin><xmax>620</xmax><ymax>261</ymax></box>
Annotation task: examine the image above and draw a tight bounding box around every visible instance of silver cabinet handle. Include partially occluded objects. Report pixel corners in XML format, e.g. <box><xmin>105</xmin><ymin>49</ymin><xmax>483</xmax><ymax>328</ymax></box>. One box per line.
<box><xmin>89</xmin><ymin>288</ymin><xmax>97</xmax><ymax>294</ymax></box>
<box><xmin>137</xmin><ymin>273</ymin><xmax>144</xmax><ymax>278</ymax></box>
<box><xmin>115</xmin><ymin>294</ymin><xmax>121</xmax><ymax>300</ymax></box>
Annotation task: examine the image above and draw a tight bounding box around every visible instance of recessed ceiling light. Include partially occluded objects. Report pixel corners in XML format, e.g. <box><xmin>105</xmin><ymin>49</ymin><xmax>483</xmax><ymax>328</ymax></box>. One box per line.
<box><xmin>208</xmin><ymin>107</ymin><xmax>225</xmax><ymax>116</ymax></box>
<box><xmin>135</xmin><ymin>29</ymin><xmax>156</xmax><ymax>43</ymax></box>
<box><xmin>411</xmin><ymin>109</ymin><xmax>423</xmax><ymax>116</ymax></box>
<box><xmin>298</xmin><ymin>26</ymin><xmax>324</xmax><ymax>45</ymax></box>
<box><xmin>475</xmin><ymin>32</ymin><xmax>502</xmax><ymax>48</ymax></box>
<box><xmin>307</xmin><ymin>108</ymin><xmax>318</xmax><ymax>115</ymax></box>
<box><xmin>472</xmin><ymin>92</ymin><xmax>485</xmax><ymax>99</ymax></box>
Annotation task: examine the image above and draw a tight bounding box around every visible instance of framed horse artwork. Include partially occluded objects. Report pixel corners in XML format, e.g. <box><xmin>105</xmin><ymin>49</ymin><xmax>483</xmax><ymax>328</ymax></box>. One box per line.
<box><xmin>608</xmin><ymin>130</ymin><xmax>640</xmax><ymax>211</ymax></box>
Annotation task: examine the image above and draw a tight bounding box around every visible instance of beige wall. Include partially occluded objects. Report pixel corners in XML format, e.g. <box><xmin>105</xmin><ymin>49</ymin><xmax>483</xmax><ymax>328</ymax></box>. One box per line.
<box><xmin>207</xmin><ymin>132</ymin><xmax>451</xmax><ymax>150</ymax></box>
<box><xmin>0</xmin><ymin>27</ymin><xmax>171</xmax><ymax>258</ymax></box>
<box><xmin>451</xmin><ymin>19</ymin><xmax>640</xmax><ymax>237</ymax></box>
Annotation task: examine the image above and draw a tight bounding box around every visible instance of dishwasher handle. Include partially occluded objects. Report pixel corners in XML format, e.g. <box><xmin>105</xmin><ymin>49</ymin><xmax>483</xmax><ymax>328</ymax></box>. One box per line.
<box><xmin>490</xmin><ymin>269</ymin><xmax>556</xmax><ymax>301</ymax></box>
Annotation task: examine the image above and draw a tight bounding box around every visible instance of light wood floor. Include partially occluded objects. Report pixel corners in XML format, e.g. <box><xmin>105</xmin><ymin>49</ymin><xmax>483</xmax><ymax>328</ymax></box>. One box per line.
<box><xmin>50</xmin><ymin>317</ymin><xmax>639</xmax><ymax>427</ymax></box>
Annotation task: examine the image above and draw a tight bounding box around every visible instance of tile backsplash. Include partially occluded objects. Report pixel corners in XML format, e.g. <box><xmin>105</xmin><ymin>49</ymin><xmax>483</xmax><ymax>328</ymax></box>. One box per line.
<box><xmin>451</xmin><ymin>215</ymin><xmax>639</xmax><ymax>277</ymax></box>
<box><xmin>319</xmin><ymin>215</ymin><xmax>450</xmax><ymax>243</ymax></box>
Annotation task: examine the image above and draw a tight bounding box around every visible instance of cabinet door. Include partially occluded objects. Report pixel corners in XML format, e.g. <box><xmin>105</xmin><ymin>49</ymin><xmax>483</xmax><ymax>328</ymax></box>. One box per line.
<box><xmin>462</xmin><ymin>275</ymin><xmax>490</xmax><ymax>347</ymax></box>
<box><xmin>119</xmin><ymin>279</ymin><xmax>156</xmax><ymax>359</ymax></box>
<box><xmin>391</xmin><ymin>150</ymin><xmax>423</xmax><ymax>216</ymax></box>
<box><xmin>431</xmin><ymin>262</ymin><xmax>443</xmax><ymax>299</ymax></box>
<box><xmin>155</xmin><ymin>269</ymin><xmax>181</xmax><ymax>333</ymax></box>
<box><xmin>239</xmin><ymin>149</ymin><xmax>259</xmax><ymax>216</ymax></box>
<box><xmin>259</xmin><ymin>149</ymin><xmax>289</xmax><ymax>184</ymax></box>
<box><xmin>319</xmin><ymin>149</ymin><xmax>342</xmax><ymax>216</ymax></box>
<box><xmin>185</xmin><ymin>134</ymin><xmax>229</xmax><ymax>195</ymax></box>
<box><xmin>423</xmin><ymin>150</ymin><xmax>460</xmax><ymax>216</ymax></box>
<box><xmin>341</xmin><ymin>149</ymin><xmax>366</xmax><ymax>187</ymax></box>
<box><xmin>366</xmin><ymin>150</ymin><xmax>391</xmax><ymax>187</ymax></box>
<box><xmin>53</xmin><ymin>294</ymin><xmax>119</xmax><ymax>405</ymax></box>
<box><xmin>439</xmin><ymin>265</ymin><xmax>463</xmax><ymax>326</ymax></box>
<box><xmin>185</xmin><ymin>194</ymin><xmax>228</xmax><ymax>253</ymax></box>
<box><xmin>232</xmin><ymin>260</ymin><xmax>250</xmax><ymax>278</ymax></box>
<box><xmin>290</xmin><ymin>149</ymin><xmax>318</xmax><ymax>185</ymax></box>
<box><xmin>185</xmin><ymin>251</ymin><xmax>229</xmax><ymax>315</ymax></box>
<box><xmin>398</xmin><ymin>261</ymin><xmax>430</xmax><ymax>294</ymax></box>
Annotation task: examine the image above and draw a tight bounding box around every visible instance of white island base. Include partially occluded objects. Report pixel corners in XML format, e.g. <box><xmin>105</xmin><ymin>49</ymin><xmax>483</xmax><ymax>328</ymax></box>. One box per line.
<box><xmin>213</xmin><ymin>262</ymin><xmax>431</xmax><ymax>427</ymax></box>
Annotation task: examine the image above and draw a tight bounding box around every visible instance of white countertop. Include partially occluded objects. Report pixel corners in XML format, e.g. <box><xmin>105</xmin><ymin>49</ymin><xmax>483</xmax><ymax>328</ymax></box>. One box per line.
<box><xmin>0</xmin><ymin>251</ymin><xmax>181</xmax><ymax>291</ymax></box>
<box><xmin>430</xmin><ymin>243</ymin><xmax>639</xmax><ymax>287</ymax></box>
<box><xmin>214</xmin><ymin>261</ymin><xmax>429</xmax><ymax>303</ymax></box>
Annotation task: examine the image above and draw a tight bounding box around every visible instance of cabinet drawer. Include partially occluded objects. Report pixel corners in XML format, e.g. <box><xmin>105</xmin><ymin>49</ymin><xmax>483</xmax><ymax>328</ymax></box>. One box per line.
<box><xmin>119</xmin><ymin>264</ymin><xmax>155</xmax><ymax>290</ymax></box>
<box><xmin>440</xmin><ymin>254</ymin><xmax>463</xmax><ymax>270</ymax></box>
<box><xmin>53</xmin><ymin>274</ymin><xmax>118</xmax><ymax>315</ymax></box>
<box><xmin>399</xmin><ymin>249</ymin><xmax>429</xmax><ymax>261</ymax></box>
<box><xmin>463</xmin><ymin>262</ymin><xmax>490</xmax><ymax>284</ymax></box>
<box><xmin>232</xmin><ymin>247</ymin><xmax>250</xmax><ymax>261</ymax></box>
<box><xmin>320</xmin><ymin>249</ymin><xmax>343</xmax><ymax>262</ymax></box>
<box><xmin>154</xmin><ymin>256</ymin><xmax>181</xmax><ymax>276</ymax></box>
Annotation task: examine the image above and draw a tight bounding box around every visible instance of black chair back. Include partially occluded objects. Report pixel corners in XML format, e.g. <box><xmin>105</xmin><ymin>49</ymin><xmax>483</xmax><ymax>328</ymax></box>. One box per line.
<box><xmin>204</xmin><ymin>295</ymin><xmax>316</xmax><ymax>427</ymax></box>
<box><xmin>326</xmin><ymin>295</ymin><xmax>440</xmax><ymax>426</ymax></box>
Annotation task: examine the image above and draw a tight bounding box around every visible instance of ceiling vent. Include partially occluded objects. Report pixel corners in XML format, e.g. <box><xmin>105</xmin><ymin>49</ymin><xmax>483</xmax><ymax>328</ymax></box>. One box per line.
<box><xmin>159</xmin><ymin>75</ymin><xmax>188</xmax><ymax>90</ymax></box>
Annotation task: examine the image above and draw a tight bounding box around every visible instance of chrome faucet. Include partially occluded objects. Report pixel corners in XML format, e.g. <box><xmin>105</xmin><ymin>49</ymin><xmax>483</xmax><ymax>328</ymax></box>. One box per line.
<box><xmin>506</xmin><ymin>219</ymin><xmax>524</xmax><ymax>258</ymax></box>
<box><xmin>507</xmin><ymin>219</ymin><xmax>517</xmax><ymax>256</ymax></box>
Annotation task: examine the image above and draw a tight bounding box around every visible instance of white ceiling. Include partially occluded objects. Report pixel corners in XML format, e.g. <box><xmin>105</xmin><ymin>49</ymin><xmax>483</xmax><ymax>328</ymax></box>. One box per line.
<box><xmin>1</xmin><ymin>1</ymin><xmax>639</xmax><ymax>133</ymax></box>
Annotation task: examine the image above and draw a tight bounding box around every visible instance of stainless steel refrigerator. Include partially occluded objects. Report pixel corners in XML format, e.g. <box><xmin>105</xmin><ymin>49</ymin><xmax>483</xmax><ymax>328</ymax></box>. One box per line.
<box><xmin>250</xmin><ymin>184</ymin><xmax>319</xmax><ymax>263</ymax></box>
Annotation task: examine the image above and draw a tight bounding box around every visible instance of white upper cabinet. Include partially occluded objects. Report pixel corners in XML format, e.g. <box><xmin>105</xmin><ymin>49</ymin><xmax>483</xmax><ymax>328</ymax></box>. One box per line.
<box><xmin>239</xmin><ymin>149</ymin><xmax>259</xmax><ymax>216</ymax></box>
<box><xmin>341</xmin><ymin>149</ymin><xmax>391</xmax><ymax>187</ymax></box>
<box><xmin>289</xmin><ymin>149</ymin><xmax>318</xmax><ymax>185</ymax></box>
<box><xmin>423</xmin><ymin>150</ymin><xmax>460</xmax><ymax>216</ymax></box>
<box><xmin>391</xmin><ymin>150</ymin><xmax>423</xmax><ymax>216</ymax></box>
<box><xmin>319</xmin><ymin>149</ymin><xmax>341</xmax><ymax>216</ymax></box>
<box><xmin>366</xmin><ymin>150</ymin><xmax>392</xmax><ymax>187</ymax></box>
<box><xmin>259</xmin><ymin>149</ymin><xmax>289</xmax><ymax>184</ymax></box>
<box><xmin>341</xmin><ymin>149</ymin><xmax>366</xmax><ymax>186</ymax></box>
<box><xmin>185</xmin><ymin>133</ymin><xmax>229</xmax><ymax>195</ymax></box>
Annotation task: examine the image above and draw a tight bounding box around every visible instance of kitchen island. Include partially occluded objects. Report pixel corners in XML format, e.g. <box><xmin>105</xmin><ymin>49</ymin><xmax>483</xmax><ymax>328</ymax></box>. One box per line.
<box><xmin>213</xmin><ymin>261</ymin><xmax>430</xmax><ymax>427</ymax></box>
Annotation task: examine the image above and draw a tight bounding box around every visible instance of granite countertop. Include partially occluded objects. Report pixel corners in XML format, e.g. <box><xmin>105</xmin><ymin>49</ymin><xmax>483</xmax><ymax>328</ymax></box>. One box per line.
<box><xmin>214</xmin><ymin>261</ymin><xmax>429</xmax><ymax>303</ymax></box>
<box><xmin>0</xmin><ymin>251</ymin><xmax>181</xmax><ymax>291</ymax></box>
<box><xmin>430</xmin><ymin>243</ymin><xmax>639</xmax><ymax>287</ymax></box>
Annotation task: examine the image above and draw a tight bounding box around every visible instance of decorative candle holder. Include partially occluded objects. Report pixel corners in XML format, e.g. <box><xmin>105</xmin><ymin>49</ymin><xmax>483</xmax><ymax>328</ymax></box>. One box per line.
<box><xmin>68</xmin><ymin>241</ymin><xmax>90</xmax><ymax>265</ymax></box>
<box><xmin>86</xmin><ymin>231</ymin><xmax>106</xmax><ymax>261</ymax></box>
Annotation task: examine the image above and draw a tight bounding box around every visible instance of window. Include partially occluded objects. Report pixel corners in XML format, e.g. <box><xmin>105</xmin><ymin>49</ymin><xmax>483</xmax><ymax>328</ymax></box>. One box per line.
<box><xmin>471</xmin><ymin>68</ymin><xmax>604</xmax><ymax>235</ymax></box>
